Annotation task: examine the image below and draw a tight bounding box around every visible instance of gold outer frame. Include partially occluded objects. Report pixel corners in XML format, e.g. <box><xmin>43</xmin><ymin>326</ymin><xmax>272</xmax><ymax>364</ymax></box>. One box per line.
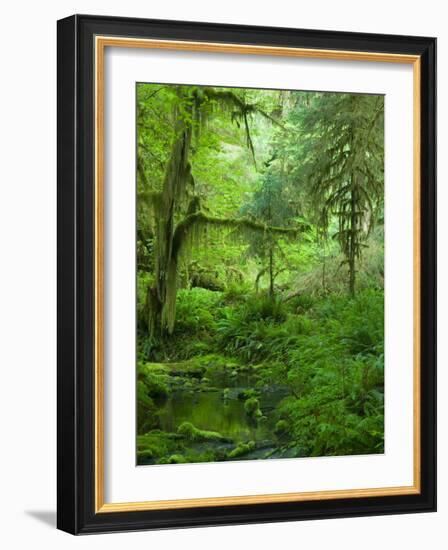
<box><xmin>94</xmin><ymin>36</ymin><xmax>421</xmax><ymax>513</ymax></box>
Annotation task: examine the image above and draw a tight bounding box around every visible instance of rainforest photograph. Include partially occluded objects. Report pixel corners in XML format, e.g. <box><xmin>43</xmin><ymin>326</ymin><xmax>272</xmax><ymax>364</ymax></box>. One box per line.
<box><xmin>136</xmin><ymin>82</ymin><xmax>385</xmax><ymax>466</ymax></box>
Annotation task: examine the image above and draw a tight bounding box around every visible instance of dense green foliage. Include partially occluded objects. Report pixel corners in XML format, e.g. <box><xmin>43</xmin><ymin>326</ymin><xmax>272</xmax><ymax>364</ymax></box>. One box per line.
<box><xmin>136</xmin><ymin>83</ymin><xmax>384</xmax><ymax>464</ymax></box>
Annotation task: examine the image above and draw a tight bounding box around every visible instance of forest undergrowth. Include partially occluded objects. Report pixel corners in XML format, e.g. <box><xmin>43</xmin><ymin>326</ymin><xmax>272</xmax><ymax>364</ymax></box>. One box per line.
<box><xmin>137</xmin><ymin>285</ymin><xmax>384</xmax><ymax>464</ymax></box>
<box><xmin>136</xmin><ymin>83</ymin><xmax>385</xmax><ymax>465</ymax></box>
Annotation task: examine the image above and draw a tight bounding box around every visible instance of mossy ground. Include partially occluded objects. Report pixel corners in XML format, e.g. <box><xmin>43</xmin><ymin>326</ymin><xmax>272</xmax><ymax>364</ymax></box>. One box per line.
<box><xmin>137</xmin><ymin>288</ymin><xmax>384</xmax><ymax>465</ymax></box>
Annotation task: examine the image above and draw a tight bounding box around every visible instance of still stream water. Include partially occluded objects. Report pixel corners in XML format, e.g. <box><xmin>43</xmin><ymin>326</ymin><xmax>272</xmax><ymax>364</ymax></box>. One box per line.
<box><xmin>156</xmin><ymin>365</ymin><xmax>288</xmax><ymax>454</ymax></box>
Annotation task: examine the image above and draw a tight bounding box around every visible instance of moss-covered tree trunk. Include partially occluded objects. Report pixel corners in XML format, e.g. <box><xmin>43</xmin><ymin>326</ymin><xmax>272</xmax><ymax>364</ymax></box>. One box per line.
<box><xmin>348</xmin><ymin>179</ymin><xmax>357</xmax><ymax>296</ymax></box>
<box><xmin>148</xmin><ymin>109</ymin><xmax>193</xmax><ymax>337</ymax></box>
<box><xmin>268</xmin><ymin>246</ymin><xmax>275</xmax><ymax>296</ymax></box>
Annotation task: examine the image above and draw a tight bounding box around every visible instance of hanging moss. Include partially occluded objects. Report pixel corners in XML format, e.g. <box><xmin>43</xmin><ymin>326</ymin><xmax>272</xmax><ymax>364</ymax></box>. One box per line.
<box><xmin>143</xmin><ymin>87</ymin><xmax>309</xmax><ymax>337</ymax></box>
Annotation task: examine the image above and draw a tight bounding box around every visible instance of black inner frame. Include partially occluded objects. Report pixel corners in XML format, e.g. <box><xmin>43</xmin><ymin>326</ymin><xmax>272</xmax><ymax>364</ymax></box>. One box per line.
<box><xmin>57</xmin><ymin>14</ymin><xmax>436</xmax><ymax>535</ymax></box>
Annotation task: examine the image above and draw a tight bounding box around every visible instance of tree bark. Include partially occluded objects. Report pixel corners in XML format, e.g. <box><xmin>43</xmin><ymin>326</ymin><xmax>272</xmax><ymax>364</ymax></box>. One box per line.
<box><xmin>348</xmin><ymin>177</ymin><xmax>357</xmax><ymax>296</ymax></box>
<box><xmin>269</xmin><ymin>247</ymin><xmax>274</xmax><ymax>297</ymax></box>
<box><xmin>149</xmin><ymin>108</ymin><xmax>193</xmax><ymax>337</ymax></box>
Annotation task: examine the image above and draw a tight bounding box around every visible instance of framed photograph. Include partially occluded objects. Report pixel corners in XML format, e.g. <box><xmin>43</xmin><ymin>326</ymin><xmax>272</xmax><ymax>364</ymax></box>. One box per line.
<box><xmin>57</xmin><ymin>14</ymin><xmax>436</xmax><ymax>534</ymax></box>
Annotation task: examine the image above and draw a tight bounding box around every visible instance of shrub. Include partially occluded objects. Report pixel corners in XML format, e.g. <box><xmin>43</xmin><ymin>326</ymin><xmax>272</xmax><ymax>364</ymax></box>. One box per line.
<box><xmin>136</xmin><ymin>271</ymin><xmax>153</xmax><ymax>320</ymax></box>
<box><xmin>138</xmin><ymin>333</ymin><xmax>160</xmax><ymax>361</ymax></box>
<box><xmin>288</xmin><ymin>293</ymin><xmax>316</xmax><ymax>313</ymax></box>
<box><xmin>174</xmin><ymin>288</ymin><xmax>222</xmax><ymax>334</ymax></box>
<box><xmin>242</xmin><ymin>294</ymin><xmax>287</xmax><ymax>323</ymax></box>
<box><xmin>222</xmin><ymin>281</ymin><xmax>252</xmax><ymax>304</ymax></box>
<box><xmin>217</xmin><ymin>309</ymin><xmax>312</xmax><ymax>363</ymax></box>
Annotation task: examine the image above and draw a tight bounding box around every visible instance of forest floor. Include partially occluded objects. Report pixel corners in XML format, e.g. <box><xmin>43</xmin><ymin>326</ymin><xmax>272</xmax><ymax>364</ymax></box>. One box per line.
<box><xmin>138</xmin><ymin>356</ymin><xmax>291</xmax><ymax>465</ymax></box>
<box><xmin>137</xmin><ymin>286</ymin><xmax>385</xmax><ymax>465</ymax></box>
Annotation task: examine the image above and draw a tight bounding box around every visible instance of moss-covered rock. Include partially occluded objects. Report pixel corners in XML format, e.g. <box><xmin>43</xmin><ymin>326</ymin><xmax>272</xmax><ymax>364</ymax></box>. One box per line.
<box><xmin>146</xmin><ymin>374</ymin><xmax>169</xmax><ymax>398</ymax></box>
<box><xmin>237</xmin><ymin>388</ymin><xmax>257</xmax><ymax>400</ymax></box>
<box><xmin>137</xmin><ymin>381</ymin><xmax>159</xmax><ymax>432</ymax></box>
<box><xmin>137</xmin><ymin>380</ymin><xmax>154</xmax><ymax>406</ymax></box>
<box><xmin>274</xmin><ymin>419</ymin><xmax>289</xmax><ymax>435</ymax></box>
<box><xmin>177</xmin><ymin>421</ymin><xmax>231</xmax><ymax>443</ymax></box>
<box><xmin>137</xmin><ymin>430</ymin><xmax>183</xmax><ymax>463</ymax></box>
<box><xmin>163</xmin><ymin>454</ymin><xmax>187</xmax><ymax>464</ymax></box>
<box><xmin>228</xmin><ymin>441</ymin><xmax>256</xmax><ymax>459</ymax></box>
<box><xmin>137</xmin><ymin>449</ymin><xmax>154</xmax><ymax>460</ymax></box>
<box><xmin>138</xmin><ymin>362</ymin><xmax>170</xmax><ymax>398</ymax></box>
<box><xmin>244</xmin><ymin>397</ymin><xmax>262</xmax><ymax>418</ymax></box>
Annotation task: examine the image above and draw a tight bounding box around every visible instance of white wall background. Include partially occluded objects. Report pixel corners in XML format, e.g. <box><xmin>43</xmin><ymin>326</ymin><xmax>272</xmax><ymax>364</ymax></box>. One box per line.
<box><xmin>0</xmin><ymin>1</ymin><xmax>444</xmax><ymax>547</ymax></box>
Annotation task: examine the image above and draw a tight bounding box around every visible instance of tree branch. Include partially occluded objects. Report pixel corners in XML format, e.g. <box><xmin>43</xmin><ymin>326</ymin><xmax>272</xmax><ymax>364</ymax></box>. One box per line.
<box><xmin>172</xmin><ymin>211</ymin><xmax>308</xmax><ymax>261</ymax></box>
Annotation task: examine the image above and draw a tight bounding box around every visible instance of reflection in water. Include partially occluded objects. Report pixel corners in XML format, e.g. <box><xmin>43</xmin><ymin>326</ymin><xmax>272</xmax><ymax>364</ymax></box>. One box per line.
<box><xmin>156</xmin><ymin>368</ymin><xmax>287</xmax><ymax>445</ymax></box>
<box><xmin>158</xmin><ymin>390</ymin><xmax>265</xmax><ymax>442</ymax></box>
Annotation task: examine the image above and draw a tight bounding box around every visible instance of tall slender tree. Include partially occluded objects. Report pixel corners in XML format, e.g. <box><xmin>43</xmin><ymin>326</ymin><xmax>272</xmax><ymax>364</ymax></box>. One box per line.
<box><xmin>243</xmin><ymin>172</ymin><xmax>298</xmax><ymax>296</ymax></box>
<box><xmin>289</xmin><ymin>93</ymin><xmax>384</xmax><ymax>295</ymax></box>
